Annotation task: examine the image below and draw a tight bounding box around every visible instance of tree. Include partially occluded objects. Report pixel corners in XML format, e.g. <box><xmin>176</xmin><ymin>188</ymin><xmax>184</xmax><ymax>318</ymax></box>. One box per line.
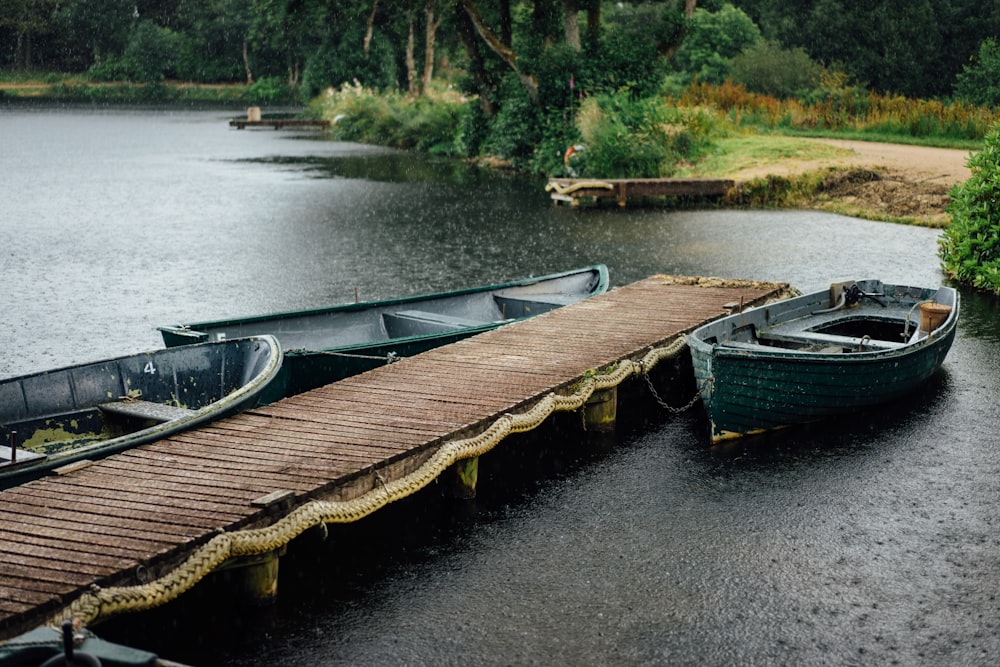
<box><xmin>422</xmin><ymin>0</ymin><xmax>443</xmax><ymax>92</ymax></box>
<box><xmin>671</xmin><ymin>3</ymin><xmax>760</xmax><ymax>85</ymax></box>
<box><xmin>459</xmin><ymin>0</ymin><xmax>539</xmax><ymax>102</ymax></box>
<box><xmin>954</xmin><ymin>39</ymin><xmax>1000</xmax><ymax>108</ymax></box>
<box><xmin>0</xmin><ymin>0</ymin><xmax>58</xmax><ymax>70</ymax></box>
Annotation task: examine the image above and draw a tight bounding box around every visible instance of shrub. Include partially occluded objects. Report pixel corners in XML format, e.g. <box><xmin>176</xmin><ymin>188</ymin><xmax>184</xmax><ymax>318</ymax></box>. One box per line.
<box><xmin>574</xmin><ymin>93</ymin><xmax>717</xmax><ymax>178</ymax></box>
<box><xmin>940</xmin><ymin>124</ymin><xmax>1000</xmax><ymax>293</ymax></box>
<box><xmin>320</xmin><ymin>82</ymin><xmax>464</xmax><ymax>155</ymax></box>
<box><xmin>87</xmin><ymin>21</ymin><xmax>184</xmax><ymax>83</ymax></box>
<box><xmin>954</xmin><ymin>38</ymin><xmax>1000</xmax><ymax>108</ymax></box>
<box><xmin>730</xmin><ymin>40</ymin><xmax>823</xmax><ymax>99</ymax></box>
<box><xmin>247</xmin><ymin>76</ymin><xmax>294</xmax><ymax>104</ymax></box>
<box><xmin>670</xmin><ymin>3</ymin><xmax>761</xmax><ymax>86</ymax></box>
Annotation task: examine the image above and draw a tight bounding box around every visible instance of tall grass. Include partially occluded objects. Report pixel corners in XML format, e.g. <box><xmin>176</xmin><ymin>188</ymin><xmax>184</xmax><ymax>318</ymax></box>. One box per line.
<box><xmin>678</xmin><ymin>80</ymin><xmax>998</xmax><ymax>146</ymax></box>
<box><xmin>318</xmin><ymin>81</ymin><xmax>467</xmax><ymax>155</ymax></box>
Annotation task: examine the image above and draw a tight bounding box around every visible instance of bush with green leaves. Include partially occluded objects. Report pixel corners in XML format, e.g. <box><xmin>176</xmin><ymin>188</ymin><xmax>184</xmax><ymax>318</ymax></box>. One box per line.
<box><xmin>669</xmin><ymin>3</ymin><xmax>761</xmax><ymax>86</ymax></box>
<box><xmin>940</xmin><ymin>124</ymin><xmax>1000</xmax><ymax>293</ymax></box>
<box><xmin>573</xmin><ymin>93</ymin><xmax>717</xmax><ymax>178</ymax></box>
<box><xmin>953</xmin><ymin>38</ymin><xmax>1000</xmax><ymax>108</ymax></box>
<box><xmin>730</xmin><ymin>40</ymin><xmax>823</xmax><ymax>99</ymax></box>
<box><xmin>246</xmin><ymin>76</ymin><xmax>294</xmax><ymax>104</ymax></box>
<box><xmin>320</xmin><ymin>82</ymin><xmax>464</xmax><ymax>156</ymax></box>
<box><xmin>88</xmin><ymin>20</ymin><xmax>184</xmax><ymax>83</ymax></box>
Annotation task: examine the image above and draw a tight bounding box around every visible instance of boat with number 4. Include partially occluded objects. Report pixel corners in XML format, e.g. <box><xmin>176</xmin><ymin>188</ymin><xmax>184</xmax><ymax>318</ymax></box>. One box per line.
<box><xmin>0</xmin><ymin>335</ymin><xmax>281</xmax><ymax>486</ymax></box>
<box><xmin>158</xmin><ymin>265</ymin><xmax>609</xmax><ymax>404</ymax></box>
<box><xmin>687</xmin><ymin>279</ymin><xmax>959</xmax><ymax>443</ymax></box>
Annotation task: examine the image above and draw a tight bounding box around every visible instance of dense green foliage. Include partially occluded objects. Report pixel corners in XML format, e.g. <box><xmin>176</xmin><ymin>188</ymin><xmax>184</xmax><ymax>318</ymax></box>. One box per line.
<box><xmin>731</xmin><ymin>0</ymin><xmax>1000</xmax><ymax>99</ymax></box>
<box><xmin>729</xmin><ymin>40</ymin><xmax>822</xmax><ymax>100</ymax></box>
<box><xmin>668</xmin><ymin>3</ymin><xmax>760</xmax><ymax>86</ymax></box>
<box><xmin>940</xmin><ymin>125</ymin><xmax>1000</xmax><ymax>293</ymax></box>
<box><xmin>954</xmin><ymin>39</ymin><xmax>1000</xmax><ymax>109</ymax></box>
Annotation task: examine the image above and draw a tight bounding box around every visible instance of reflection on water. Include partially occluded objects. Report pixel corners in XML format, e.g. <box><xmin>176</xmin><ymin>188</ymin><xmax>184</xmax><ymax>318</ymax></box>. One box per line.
<box><xmin>244</xmin><ymin>153</ymin><xmax>512</xmax><ymax>185</ymax></box>
<box><xmin>3</xmin><ymin>109</ymin><xmax>998</xmax><ymax>666</ymax></box>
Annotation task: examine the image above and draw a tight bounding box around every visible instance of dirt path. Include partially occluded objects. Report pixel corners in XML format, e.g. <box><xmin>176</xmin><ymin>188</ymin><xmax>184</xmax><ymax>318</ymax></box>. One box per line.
<box><xmin>733</xmin><ymin>139</ymin><xmax>973</xmax><ymax>226</ymax></box>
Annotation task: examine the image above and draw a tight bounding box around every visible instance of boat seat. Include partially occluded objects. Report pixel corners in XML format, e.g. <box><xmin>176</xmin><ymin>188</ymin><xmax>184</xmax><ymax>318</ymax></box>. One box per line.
<box><xmin>759</xmin><ymin>331</ymin><xmax>906</xmax><ymax>351</ymax></box>
<box><xmin>386</xmin><ymin>310</ymin><xmax>484</xmax><ymax>328</ymax></box>
<box><xmin>494</xmin><ymin>294</ymin><xmax>569</xmax><ymax>319</ymax></box>
<box><xmin>98</xmin><ymin>400</ymin><xmax>198</xmax><ymax>423</ymax></box>
<box><xmin>0</xmin><ymin>445</ymin><xmax>45</xmax><ymax>467</ymax></box>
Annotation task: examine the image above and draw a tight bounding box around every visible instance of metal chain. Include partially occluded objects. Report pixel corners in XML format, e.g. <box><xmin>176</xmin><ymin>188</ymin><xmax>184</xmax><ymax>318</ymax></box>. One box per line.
<box><xmin>643</xmin><ymin>372</ymin><xmax>707</xmax><ymax>414</ymax></box>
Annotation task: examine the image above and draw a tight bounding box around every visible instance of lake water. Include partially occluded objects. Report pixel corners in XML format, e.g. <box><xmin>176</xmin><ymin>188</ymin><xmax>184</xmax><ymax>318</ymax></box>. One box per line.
<box><xmin>1</xmin><ymin>106</ymin><xmax>997</xmax><ymax>666</ymax></box>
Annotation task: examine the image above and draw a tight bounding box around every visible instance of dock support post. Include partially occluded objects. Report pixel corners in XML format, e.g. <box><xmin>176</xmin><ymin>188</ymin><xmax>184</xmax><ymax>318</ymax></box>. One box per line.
<box><xmin>445</xmin><ymin>456</ymin><xmax>479</xmax><ymax>499</ymax></box>
<box><xmin>226</xmin><ymin>547</ymin><xmax>284</xmax><ymax>606</ymax></box>
<box><xmin>583</xmin><ymin>386</ymin><xmax>618</xmax><ymax>432</ymax></box>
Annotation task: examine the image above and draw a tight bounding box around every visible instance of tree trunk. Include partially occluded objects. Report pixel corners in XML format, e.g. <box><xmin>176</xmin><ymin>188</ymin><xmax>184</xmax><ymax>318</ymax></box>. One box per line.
<box><xmin>685</xmin><ymin>0</ymin><xmax>697</xmax><ymax>19</ymax></box>
<box><xmin>455</xmin><ymin>0</ymin><xmax>497</xmax><ymax>116</ymax></box>
<box><xmin>563</xmin><ymin>0</ymin><xmax>580</xmax><ymax>51</ymax></box>
<box><xmin>406</xmin><ymin>13</ymin><xmax>418</xmax><ymax>94</ymax></box>
<box><xmin>422</xmin><ymin>0</ymin><xmax>442</xmax><ymax>93</ymax></box>
<box><xmin>499</xmin><ymin>0</ymin><xmax>512</xmax><ymax>47</ymax></box>
<box><xmin>585</xmin><ymin>0</ymin><xmax>600</xmax><ymax>45</ymax></box>
<box><xmin>459</xmin><ymin>0</ymin><xmax>538</xmax><ymax>102</ymax></box>
<box><xmin>364</xmin><ymin>0</ymin><xmax>379</xmax><ymax>56</ymax></box>
<box><xmin>243</xmin><ymin>39</ymin><xmax>254</xmax><ymax>85</ymax></box>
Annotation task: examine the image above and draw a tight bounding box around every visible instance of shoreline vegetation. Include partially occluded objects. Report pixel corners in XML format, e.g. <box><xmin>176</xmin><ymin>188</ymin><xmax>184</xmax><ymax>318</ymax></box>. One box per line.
<box><xmin>5</xmin><ymin>75</ymin><xmax>999</xmax><ymax>293</ymax></box>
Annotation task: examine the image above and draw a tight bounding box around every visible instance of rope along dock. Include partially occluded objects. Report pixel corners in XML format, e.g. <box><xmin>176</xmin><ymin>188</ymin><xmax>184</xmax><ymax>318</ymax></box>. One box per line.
<box><xmin>0</xmin><ymin>276</ymin><xmax>789</xmax><ymax>639</ymax></box>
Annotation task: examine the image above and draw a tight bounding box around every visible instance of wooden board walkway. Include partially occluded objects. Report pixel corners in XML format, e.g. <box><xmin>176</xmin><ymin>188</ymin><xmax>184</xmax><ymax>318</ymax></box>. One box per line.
<box><xmin>229</xmin><ymin>118</ymin><xmax>331</xmax><ymax>130</ymax></box>
<box><xmin>546</xmin><ymin>177</ymin><xmax>737</xmax><ymax>207</ymax></box>
<box><xmin>0</xmin><ymin>277</ymin><xmax>787</xmax><ymax>639</ymax></box>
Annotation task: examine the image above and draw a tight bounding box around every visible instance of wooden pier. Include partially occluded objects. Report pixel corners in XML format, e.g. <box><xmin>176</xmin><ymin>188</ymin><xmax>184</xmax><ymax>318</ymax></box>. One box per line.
<box><xmin>546</xmin><ymin>177</ymin><xmax>737</xmax><ymax>207</ymax></box>
<box><xmin>0</xmin><ymin>277</ymin><xmax>788</xmax><ymax>640</ymax></box>
<box><xmin>229</xmin><ymin>118</ymin><xmax>331</xmax><ymax>130</ymax></box>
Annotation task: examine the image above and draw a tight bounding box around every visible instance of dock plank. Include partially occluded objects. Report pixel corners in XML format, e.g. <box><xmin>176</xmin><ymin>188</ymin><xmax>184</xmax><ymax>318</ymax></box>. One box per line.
<box><xmin>0</xmin><ymin>277</ymin><xmax>786</xmax><ymax>639</ymax></box>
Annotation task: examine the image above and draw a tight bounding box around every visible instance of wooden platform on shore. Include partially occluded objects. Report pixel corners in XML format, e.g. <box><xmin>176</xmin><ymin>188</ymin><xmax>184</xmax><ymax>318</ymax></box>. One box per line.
<box><xmin>0</xmin><ymin>277</ymin><xmax>787</xmax><ymax>639</ymax></box>
<box><xmin>229</xmin><ymin>118</ymin><xmax>330</xmax><ymax>130</ymax></box>
<box><xmin>546</xmin><ymin>177</ymin><xmax>737</xmax><ymax>207</ymax></box>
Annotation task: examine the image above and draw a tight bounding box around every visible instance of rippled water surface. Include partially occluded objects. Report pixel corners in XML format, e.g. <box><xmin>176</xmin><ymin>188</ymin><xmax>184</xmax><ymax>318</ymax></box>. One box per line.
<box><xmin>1</xmin><ymin>107</ymin><xmax>997</xmax><ymax>666</ymax></box>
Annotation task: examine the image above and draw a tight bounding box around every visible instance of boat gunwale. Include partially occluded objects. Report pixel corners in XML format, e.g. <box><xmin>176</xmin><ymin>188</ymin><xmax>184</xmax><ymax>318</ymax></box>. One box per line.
<box><xmin>689</xmin><ymin>281</ymin><xmax>959</xmax><ymax>362</ymax></box>
<box><xmin>0</xmin><ymin>335</ymin><xmax>283</xmax><ymax>482</ymax></box>
<box><xmin>157</xmin><ymin>265</ymin><xmax>610</xmax><ymax>342</ymax></box>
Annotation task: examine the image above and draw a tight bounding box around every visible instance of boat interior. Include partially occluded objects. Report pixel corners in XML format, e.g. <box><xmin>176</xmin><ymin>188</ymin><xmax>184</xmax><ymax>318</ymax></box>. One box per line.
<box><xmin>703</xmin><ymin>282</ymin><xmax>957</xmax><ymax>355</ymax></box>
<box><xmin>1</xmin><ymin>340</ymin><xmax>274</xmax><ymax>466</ymax></box>
<box><xmin>199</xmin><ymin>292</ymin><xmax>578</xmax><ymax>351</ymax></box>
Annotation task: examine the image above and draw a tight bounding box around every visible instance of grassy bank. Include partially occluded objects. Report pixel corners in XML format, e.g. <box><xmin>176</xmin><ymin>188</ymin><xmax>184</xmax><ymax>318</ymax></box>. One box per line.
<box><xmin>0</xmin><ymin>73</ymin><xmax>295</xmax><ymax>105</ymax></box>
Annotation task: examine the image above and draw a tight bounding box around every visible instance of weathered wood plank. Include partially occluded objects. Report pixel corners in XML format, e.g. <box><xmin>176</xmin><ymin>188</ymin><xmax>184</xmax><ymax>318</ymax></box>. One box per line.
<box><xmin>0</xmin><ymin>277</ymin><xmax>786</xmax><ymax>640</ymax></box>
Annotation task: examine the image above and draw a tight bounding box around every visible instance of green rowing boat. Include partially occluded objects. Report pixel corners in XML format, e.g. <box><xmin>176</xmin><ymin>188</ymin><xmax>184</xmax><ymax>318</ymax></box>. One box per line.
<box><xmin>159</xmin><ymin>265</ymin><xmax>610</xmax><ymax>404</ymax></box>
<box><xmin>687</xmin><ymin>279</ymin><xmax>959</xmax><ymax>443</ymax></box>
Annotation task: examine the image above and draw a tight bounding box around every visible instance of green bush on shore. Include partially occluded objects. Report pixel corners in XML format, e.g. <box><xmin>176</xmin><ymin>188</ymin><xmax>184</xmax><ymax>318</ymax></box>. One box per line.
<box><xmin>940</xmin><ymin>124</ymin><xmax>1000</xmax><ymax>294</ymax></box>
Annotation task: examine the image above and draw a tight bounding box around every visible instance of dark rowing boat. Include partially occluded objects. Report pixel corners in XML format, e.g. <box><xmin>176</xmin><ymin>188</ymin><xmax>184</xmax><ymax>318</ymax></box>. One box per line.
<box><xmin>0</xmin><ymin>336</ymin><xmax>281</xmax><ymax>486</ymax></box>
<box><xmin>687</xmin><ymin>279</ymin><xmax>959</xmax><ymax>443</ymax></box>
<box><xmin>158</xmin><ymin>266</ymin><xmax>610</xmax><ymax>403</ymax></box>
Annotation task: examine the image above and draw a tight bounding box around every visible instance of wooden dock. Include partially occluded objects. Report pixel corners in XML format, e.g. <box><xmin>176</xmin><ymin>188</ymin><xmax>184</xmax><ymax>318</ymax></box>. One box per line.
<box><xmin>546</xmin><ymin>177</ymin><xmax>737</xmax><ymax>207</ymax></box>
<box><xmin>0</xmin><ymin>277</ymin><xmax>788</xmax><ymax>640</ymax></box>
<box><xmin>229</xmin><ymin>118</ymin><xmax>331</xmax><ymax>130</ymax></box>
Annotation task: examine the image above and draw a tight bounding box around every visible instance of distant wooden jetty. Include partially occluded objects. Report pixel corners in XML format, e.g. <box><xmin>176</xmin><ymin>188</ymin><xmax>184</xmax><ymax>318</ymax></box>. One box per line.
<box><xmin>0</xmin><ymin>276</ymin><xmax>788</xmax><ymax>640</ymax></box>
<box><xmin>229</xmin><ymin>106</ymin><xmax>330</xmax><ymax>130</ymax></box>
<box><xmin>546</xmin><ymin>177</ymin><xmax>737</xmax><ymax>207</ymax></box>
<box><xmin>229</xmin><ymin>118</ymin><xmax>330</xmax><ymax>130</ymax></box>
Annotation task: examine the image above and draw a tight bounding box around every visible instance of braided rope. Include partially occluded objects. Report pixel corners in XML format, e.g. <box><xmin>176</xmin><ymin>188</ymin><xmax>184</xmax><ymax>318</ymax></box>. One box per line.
<box><xmin>544</xmin><ymin>180</ymin><xmax>615</xmax><ymax>195</ymax></box>
<box><xmin>43</xmin><ymin>335</ymin><xmax>690</xmax><ymax>628</ymax></box>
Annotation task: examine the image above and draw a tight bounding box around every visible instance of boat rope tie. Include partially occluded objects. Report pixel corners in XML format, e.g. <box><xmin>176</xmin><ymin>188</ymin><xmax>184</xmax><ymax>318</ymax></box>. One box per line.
<box><xmin>42</xmin><ymin>336</ymin><xmax>690</xmax><ymax>629</ymax></box>
<box><xmin>305</xmin><ymin>350</ymin><xmax>400</xmax><ymax>363</ymax></box>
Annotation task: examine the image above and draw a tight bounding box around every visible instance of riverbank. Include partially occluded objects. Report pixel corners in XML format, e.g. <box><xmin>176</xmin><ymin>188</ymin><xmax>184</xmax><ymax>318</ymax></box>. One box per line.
<box><xmin>724</xmin><ymin>138</ymin><xmax>969</xmax><ymax>227</ymax></box>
